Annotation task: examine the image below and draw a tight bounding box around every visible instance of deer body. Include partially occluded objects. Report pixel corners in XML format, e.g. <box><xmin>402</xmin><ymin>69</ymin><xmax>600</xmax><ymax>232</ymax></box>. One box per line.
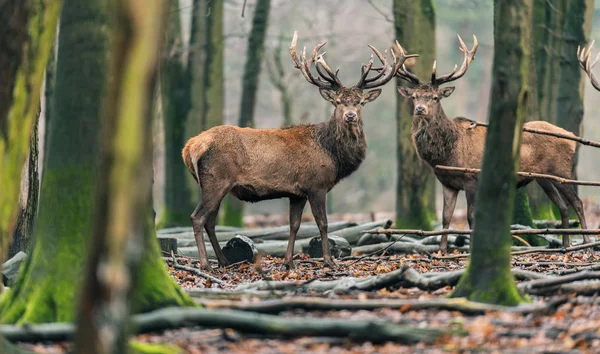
<box><xmin>396</xmin><ymin>34</ymin><xmax>588</xmax><ymax>252</ymax></box>
<box><xmin>183</xmin><ymin>32</ymin><xmax>413</xmax><ymax>270</ymax></box>
<box><xmin>183</xmin><ymin>119</ymin><xmax>366</xmax><ymax>204</ymax></box>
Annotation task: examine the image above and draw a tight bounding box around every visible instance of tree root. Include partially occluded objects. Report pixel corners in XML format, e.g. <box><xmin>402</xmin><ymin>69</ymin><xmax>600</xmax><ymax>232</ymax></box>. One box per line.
<box><xmin>0</xmin><ymin>307</ymin><xmax>459</xmax><ymax>344</ymax></box>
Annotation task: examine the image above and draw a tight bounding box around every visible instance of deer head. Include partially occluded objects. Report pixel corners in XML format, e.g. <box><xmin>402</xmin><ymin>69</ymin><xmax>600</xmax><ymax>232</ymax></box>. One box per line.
<box><xmin>290</xmin><ymin>31</ymin><xmax>417</xmax><ymax>124</ymax></box>
<box><xmin>396</xmin><ymin>34</ymin><xmax>478</xmax><ymax>119</ymax></box>
<box><xmin>578</xmin><ymin>41</ymin><xmax>600</xmax><ymax>91</ymax></box>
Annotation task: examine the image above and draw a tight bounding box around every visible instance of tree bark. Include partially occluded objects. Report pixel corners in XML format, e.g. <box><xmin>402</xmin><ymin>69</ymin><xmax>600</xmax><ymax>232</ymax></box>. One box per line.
<box><xmin>221</xmin><ymin>0</ymin><xmax>271</xmax><ymax>227</ymax></box>
<box><xmin>451</xmin><ymin>0</ymin><xmax>532</xmax><ymax>305</ymax></box>
<box><xmin>158</xmin><ymin>0</ymin><xmax>194</xmax><ymax>228</ymax></box>
<box><xmin>554</xmin><ymin>0</ymin><xmax>594</xmax><ymax>184</ymax></box>
<box><xmin>9</xmin><ymin>113</ymin><xmax>40</xmax><ymax>258</ymax></box>
<box><xmin>393</xmin><ymin>0</ymin><xmax>437</xmax><ymax>230</ymax></box>
<box><xmin>0</xmin><ymin>0</ymin><xmax>60</xmax><ymax>282</ymax></box>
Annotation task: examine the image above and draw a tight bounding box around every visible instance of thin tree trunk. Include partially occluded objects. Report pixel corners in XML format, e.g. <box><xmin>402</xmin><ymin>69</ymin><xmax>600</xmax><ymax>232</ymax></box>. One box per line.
<box><xmin>393</xmin><ymin>0</ymin><xmax>437</xmax><ymax>230</ymax></box>
<box><xmin>221</xmin><ymin>0</ymin><xmax>271</xmax><ymax>227</ymax></box>
<box><xmin>158</xmin><ymin>0</ymin><xmax>194</xmax><ymax>228</ymax></box>
<box><xmin>555</xmin><ymin>0</ymin><xmax>594</xmax><ymax>185</ymax></box>
<box><xmin>451</xmin><ymin>0</ymin><xmax>532</xmax><ymax>305</ymax></box>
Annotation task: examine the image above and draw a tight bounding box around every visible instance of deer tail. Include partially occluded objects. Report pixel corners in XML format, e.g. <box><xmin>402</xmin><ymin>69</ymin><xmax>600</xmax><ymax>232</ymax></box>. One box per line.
<box><xmin>182</xmin><ymin>137</ymin><xmax>211</xmax><ymax>184</ymax></box>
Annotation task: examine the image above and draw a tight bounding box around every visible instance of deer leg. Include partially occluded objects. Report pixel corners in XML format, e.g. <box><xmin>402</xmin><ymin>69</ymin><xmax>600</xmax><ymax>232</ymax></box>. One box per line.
<box><xmin>190</xmin><ymin>202</ymin><xmax>212</xmax><ymax>271</ymax></box>
<box><xmin>308</xmin><ymin>191</ymin><xmax>335</xmax><ymax>268</ymax></box>
<box><xmin>537</xmin><ymin>180</ymin><xmax>571</xmax><ymax>247</ymax></box>
<box><xmin>191</xmin><ymin>182</ymin><xmax>231</xmax><ymax>270</ymax></box>
<box><xmin>441</xmin><ymin>186</ymin><xmax>458</xmax><ymax>253</ymax></box>
<box><xmin>552</xmin><ymin>182</ymin><xmax>589</xmax><ymax>244</ymax></box>
<box><xmin>204</xmin><ymin>205</ymin><xmax>229</xmax><ymax>267</ymax></box>
<box><xmin>465</xmin><ymin>184</ymin><xmax>477</xmax><ymax>229</ymax></box>
<box><xmin>284</xmin><ymin>197</ymin><xmax>307</xmax><ymax>269</ymax></box>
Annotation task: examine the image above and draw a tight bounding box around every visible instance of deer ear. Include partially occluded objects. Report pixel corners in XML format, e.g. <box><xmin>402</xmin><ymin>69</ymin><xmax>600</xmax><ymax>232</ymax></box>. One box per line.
<box><xmin>319</xmin><ymin>89</ymin><xmax>337</xmax><ymax>104</ymax></box>
<box><xmin>363</xmin><ymin>89</ymin><xmax>382</xmax><ymax>104</ymax></box>
<box><xmin>397</xmin><ymin>87</ymin><xmax>414</xmax><ymax>98</ymax></box>
<box><xmin>440</xmin><ymin>86</ymin><xmax>455</xmax><ymax>98</ymax></box>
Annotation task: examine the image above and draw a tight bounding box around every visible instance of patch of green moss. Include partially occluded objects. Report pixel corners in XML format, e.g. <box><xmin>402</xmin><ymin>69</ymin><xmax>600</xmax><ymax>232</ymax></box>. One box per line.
<box><xmin>129</xmin><ymin>341</ymin><xmax>184</xmax><ymax>354</ymax></box>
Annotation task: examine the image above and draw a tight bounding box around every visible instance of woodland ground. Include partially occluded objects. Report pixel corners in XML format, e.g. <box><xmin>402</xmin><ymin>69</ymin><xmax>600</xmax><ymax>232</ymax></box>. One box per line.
<box><xmin>15</xmin><ymin>202</ymin><xmax>600</xmax><ymax>353</ymax></box>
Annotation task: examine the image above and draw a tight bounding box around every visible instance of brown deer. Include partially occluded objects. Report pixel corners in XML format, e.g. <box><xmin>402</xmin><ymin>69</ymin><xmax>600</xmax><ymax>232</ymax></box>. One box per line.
<box><xmin>394</xmin><ymin>34</ymin><xmax>588</xmax><ymax>252</ymax></box>
<box><xmin>182</xmin><ymin>32</ymin><xmax>415</xmax><ymax>270</ymax></box>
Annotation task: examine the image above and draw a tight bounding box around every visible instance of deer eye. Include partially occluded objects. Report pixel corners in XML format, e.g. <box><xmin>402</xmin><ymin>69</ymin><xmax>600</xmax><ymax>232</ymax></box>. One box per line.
<box><xmin>411</xmin><ymin>94</ymin><xmax>417</xmax><ymax>99</ymax></box>
<box><xmin>433</xmin><ymin>96</ymin><xmax>439</xmax><ymax>101</ymax></box>
<box><xmin>335</xmin><ymin>99</ymin><xmax>342</xmax><ymax>104</ymax></box>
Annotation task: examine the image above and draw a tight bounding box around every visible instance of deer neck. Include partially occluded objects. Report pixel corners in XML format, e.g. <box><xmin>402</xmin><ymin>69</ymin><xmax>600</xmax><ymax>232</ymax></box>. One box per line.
<box><xmin>411</xmin><ymin>109</ymin><xmax>460</xmax><ymax>167</ymax></box>
<box><xmin>316</xmin><ymin>116</ymin><xmax>367</xmax><ymax>183</ymax></box>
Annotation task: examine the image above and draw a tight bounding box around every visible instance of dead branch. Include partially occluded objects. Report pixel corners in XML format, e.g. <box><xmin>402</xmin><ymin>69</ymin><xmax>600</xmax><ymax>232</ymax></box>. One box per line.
<box><xmin>169</xmin><ymin>262</ymin><xmax>230</xmax><ymax>286</ymax></box>
<box><xmin>197</xmin><ymin>295</ymin><xmax>567</xmax><ymax>316</ymax></box>
<box><xmin>435</xmin><ymin>165</ymin><xmax>600</xmax><ymax>187</ymax></box>
<box><xmin>518</xmin><ymin>271</ymin><xmax>600</xmax><ymax>294</ymax></box>
<box><xmin>0</xmin><ymin>308</ymin><xmax>456</xmax><ymax>344</ymax></box>
<box><xmin>469</xmin><ymin>120</ymin><xmax>600</xmax><ymax>148</ymax></box>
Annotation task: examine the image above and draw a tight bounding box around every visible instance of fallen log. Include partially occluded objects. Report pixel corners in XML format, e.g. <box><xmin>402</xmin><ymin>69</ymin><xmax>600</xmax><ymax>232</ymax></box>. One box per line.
<box><xmin>222</xmin><ymin>235</ymin><xmax>257</xmax><ymax>264</ymax></box>
<box><xmin>0</xmin><ymin>307</ymin><xmax>457</xmax><ymax>344</ymax></box>
<box><xmin>305</xmin><ymin>235</ymin><xmax>351</xmax><ymax>258</ymax></box>
<box><xmin>518</xmin><ymin>271</ymin><xmax>600</xmax><ymax>294</ymax></box>
<box><xmin>351</xmin><ymin>242</ymin><xmax>445</xmax><ymax>255</ymax></box>
<box><xmin>168</xmin><ymin>221</ymin><xmax>355</xmax><ymax>242</ymax></box>
<box><xmin>158</xmin><ymin>225</ymin><xmax>242</xmax><ymax>234</ymax></box>
<box><xmin>197</xmin><ymin>295</ymin><xmax>567</xmax><ymax>315</ymax></box>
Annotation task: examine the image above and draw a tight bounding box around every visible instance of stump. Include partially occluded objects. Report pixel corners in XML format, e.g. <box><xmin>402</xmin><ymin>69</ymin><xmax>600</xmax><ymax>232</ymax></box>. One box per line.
<box><xmin>158</xmin><ymin>237</ymin><xmax>177</xmax><ymax>254</ymax></box>
<box><xmin>2</xmin><ymin>251</ymin><xmax>27</xmax><ymax>286</ymax></box>
<box><xmin>304</xmin><ymin>235</ymin><xmax>351</xmax><ymax>258</ymax></box>
<box><xmin>222</xmin><ymin>235</ymin><xmax>258</xmax><ymax>264</ymax></box>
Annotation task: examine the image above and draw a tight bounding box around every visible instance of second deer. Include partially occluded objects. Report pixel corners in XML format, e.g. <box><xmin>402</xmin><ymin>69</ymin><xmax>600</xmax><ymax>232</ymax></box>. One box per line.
<box><xmin>395</xmin><ymin>34</ymin><xmax>588</xmax><ymax>252</ymax></box>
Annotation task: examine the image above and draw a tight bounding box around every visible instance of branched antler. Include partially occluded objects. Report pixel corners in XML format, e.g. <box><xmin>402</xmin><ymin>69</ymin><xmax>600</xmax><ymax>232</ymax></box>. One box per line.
<box><xmin>356</xmin><ymin>41</ymin><xmax>418</xmax><ymax>89</ymax></box>
<box><xmin>433</xmin><ymin>34</ymin><xmax>478</xmax><ymax>86</ymax></box>
<box><xmin>578</xmin><ymin>41</ymin><xmax>600</xmax><ymax>91</ymax></box>
<box><xmin>290</xmin><ymin>31</ymin><xmax>343</xmax><ymax>90</ymax></box>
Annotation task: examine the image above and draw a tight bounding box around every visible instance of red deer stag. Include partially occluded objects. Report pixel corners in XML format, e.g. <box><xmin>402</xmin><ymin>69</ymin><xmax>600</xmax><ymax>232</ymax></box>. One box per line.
<box><xmin>182</xmin><ymin>32</ymin><xmax>416</xmax><ymax>269</ymax></box>
<box><xmin>395</xmin><ymin>34</ymin><xmax>588</xmax><ymax>252</ymax></box>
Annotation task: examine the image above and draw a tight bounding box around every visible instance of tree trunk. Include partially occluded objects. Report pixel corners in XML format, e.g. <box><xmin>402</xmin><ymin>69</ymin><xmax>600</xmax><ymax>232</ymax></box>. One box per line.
<box><xmin>75</xmin><ymin>1</ymin><xmax>192</xmax><ymax>352</ymax></box>
<box><xmin>158</xmin><ymin>0</ymin><xmax>194</xmax><ymax>228</ymax></box>
<box><xmin>9</xmin><ymin>114</ymin><xmax>40</xmax><ymax>258</ymax></box>
<box><xmin>221</xmin><ymin>0</ymin><xmax>271</xmax><ymax>227</ymax></box>
<box><xmin>555</xmin><ymin>0</ymin><xmax>594</xmax><ymax>184</ymax></box>
<box><xmin>0</xmin><ymin>0</ymin><xmax>60</xmax><ymax>286</ymax></box>
<box><xmin>393</xmin><ymin>0</ymin><xmax>437</xmax><ymax>230</ymax></box>
<box><xmin>451</xmin><ymin>0</ymin><xmax>532</xmax><ymax>305</ymax></box>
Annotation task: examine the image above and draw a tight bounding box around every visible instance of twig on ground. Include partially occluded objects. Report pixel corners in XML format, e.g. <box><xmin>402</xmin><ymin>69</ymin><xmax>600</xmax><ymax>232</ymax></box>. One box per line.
<box><xmin>347</xmin><ymin>234</ymin><xmax>406</xmax><ymax>265</ymax></box>
<box><xmin>170</xmin><ymin>262</ymin><xmax>230</xmax><ymax>286</ymax></box>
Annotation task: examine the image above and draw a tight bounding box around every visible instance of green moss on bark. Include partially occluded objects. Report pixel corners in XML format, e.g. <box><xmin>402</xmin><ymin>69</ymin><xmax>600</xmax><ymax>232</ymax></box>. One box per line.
<box><xmin>129</xmin><ymin>341</ymin><xmax>183</xmax><ymax>354</ymax></box>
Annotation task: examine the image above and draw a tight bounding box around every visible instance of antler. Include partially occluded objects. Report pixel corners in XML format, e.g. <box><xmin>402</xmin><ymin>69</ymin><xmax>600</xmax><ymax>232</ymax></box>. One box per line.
<box><xmin>290</xmin><ymin>31</ymin><xmax>343</xmax><ymax>90</ymax></box>
<box><xmin>356</xmin><ymin>41</ymin><xmax>418</xmax><ymax>89</ymax></box>
<box><xmin>578</xmin><ymin>41</ymin><xmax>600</xmax><ymax>91</ymax></box>
<box><xmin>432</xmin><ymin>34</ymin><xmax>478</xmax><ymax>86</ymax></box>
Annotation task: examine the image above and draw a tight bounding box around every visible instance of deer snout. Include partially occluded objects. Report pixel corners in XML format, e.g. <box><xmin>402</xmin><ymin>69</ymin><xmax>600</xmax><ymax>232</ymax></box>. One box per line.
<box><xmin>415</xmin><ymin>105</ymin><xmax>427</xmax><ymax>115</ymax></box>
<box><xmin>345</xmin><ymin>112</ymin><xmax>357</xmax><ymax>122</ymax></box>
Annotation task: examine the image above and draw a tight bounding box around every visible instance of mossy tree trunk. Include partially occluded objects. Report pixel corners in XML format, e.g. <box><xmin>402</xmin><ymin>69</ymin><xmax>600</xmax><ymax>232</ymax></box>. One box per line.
<box><xmin>393</xmin><ymin>0</ymin><xmax>437</xmax><ymax>230</ymax></box>
<box><xmin>158</xmin><ymin>0</ymin><xmax>194</xmax><ymax>229</ymax></box>
<box><xmin>0</xmin><ymin>0</ymin><xmax>109</xmax><ymax>324</ymax></box>
<box><xmin>9</xmin><ymin>113</ymin><xmax>40</xmax><ymax>258</ymax></box>
<box><xmin>526</xmin><ymin>0</ymin><xmax>565</xmax><ymax>219</ymax></box>
<box><xmin>75</xmin><ymin>1</ymin><xmax>192</xmax><ymax>352</ymax></box>
<box><xmin>451</xmin><ymin>0</ymin><xmax>532</xmax><ymax>306</ymax></box>
<box><xmin>221</xmin><ymin>0</ymin><xmax>271</xmax><ymax>227</ymax></box>
<box><xmin>555</xmin><ymin>0</ymin><xmax>593</xmax><ymax>185</ymax></box>
<box><xmin>0</xmin><ymin>0</ymin><xmax>60</xmax><ymax>276</ymax></box>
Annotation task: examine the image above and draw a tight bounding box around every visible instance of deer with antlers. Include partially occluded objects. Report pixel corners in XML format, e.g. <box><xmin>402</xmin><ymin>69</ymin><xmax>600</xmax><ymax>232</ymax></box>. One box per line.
<box><xmin>182</xmin><ymin>32</ymin><xmax>415</xmax><ymax>270</ymax></box>
<box><xmin>394</xmin><ymin>34</ymin><xmax>588</xmax><ymax>252</ymax></box>
<box><xmin>579</xmin><ymin>40</ymin><xmax>600</xmax><ymax>91</ymax></box>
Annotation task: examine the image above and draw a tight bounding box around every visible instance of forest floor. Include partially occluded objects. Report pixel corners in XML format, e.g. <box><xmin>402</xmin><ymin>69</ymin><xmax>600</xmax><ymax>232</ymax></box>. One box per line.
<box><xmin>16</xmin><ymin>203</ymin><xmax>600</xmax><ymax>353</ymax></box>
